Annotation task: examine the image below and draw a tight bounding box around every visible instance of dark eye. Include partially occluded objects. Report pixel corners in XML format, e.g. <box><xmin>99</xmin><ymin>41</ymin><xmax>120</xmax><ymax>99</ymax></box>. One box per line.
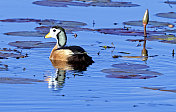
<box><xmin>53</xmin><ymin>29</ymin><xmax>56</xmax><ymax>32</ymax></box>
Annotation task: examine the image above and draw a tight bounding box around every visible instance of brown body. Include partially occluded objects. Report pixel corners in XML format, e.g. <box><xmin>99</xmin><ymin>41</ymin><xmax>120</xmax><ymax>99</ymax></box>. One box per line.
<box><xmin>49</xmin><ymin>44</ymin><xmax>94</xmax><ymax>67</ymax></box>
<box><xmin>49</xmin><ymin>44</ymin><xmax>73</xmax><ymax>61</ymax></box>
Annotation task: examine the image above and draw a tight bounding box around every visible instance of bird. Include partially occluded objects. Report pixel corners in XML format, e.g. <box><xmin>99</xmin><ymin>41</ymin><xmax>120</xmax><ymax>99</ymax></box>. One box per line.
<box><xmin>44</xmin><ymin>26</ymin><xmax>94</xmax><ymax>65</ymax></box>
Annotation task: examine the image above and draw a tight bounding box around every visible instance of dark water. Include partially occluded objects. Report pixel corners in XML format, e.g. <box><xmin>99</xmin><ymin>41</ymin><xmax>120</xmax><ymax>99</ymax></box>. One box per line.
<box><xmin>1</xmin><ymin>0</ymin><xmax>176</xmax><ymax>112</ymax></box>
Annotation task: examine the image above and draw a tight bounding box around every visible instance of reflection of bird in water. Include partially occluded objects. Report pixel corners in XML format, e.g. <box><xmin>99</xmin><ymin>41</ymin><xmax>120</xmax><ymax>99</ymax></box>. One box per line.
<box><xmin>44</xmin><ymin>26</ymin><xmax>94</xmax><ymax>90</ymax></box>
<box><xmin>50</xmin><ymin>60</ymin><xmax>92</xmax><ymax>71</ymax></box>
<box><xmin>44</xmin><ymin>26</ymin><xmax>94</xmax><ymax>65</ymax></box>
<box><xmin>45</xmin><ymin>69</ymin><xmax>66</xmax><ymax>90</ymax></box>
<box><xmin>45</xmin><ymin>60</ymin><xmax>92</xmax><ymax>90</ymax></box>
<box><xmin>45</xmin><ymin>59</ymin><xmax>92</xmax><ymax>90</ymax></box>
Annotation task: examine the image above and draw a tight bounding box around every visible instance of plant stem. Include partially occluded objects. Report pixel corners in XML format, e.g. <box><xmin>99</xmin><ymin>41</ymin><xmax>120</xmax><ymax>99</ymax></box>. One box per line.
<box><xmin>144</xmin><ymin>24</ymin><xmax>147</xmax><ymax>37</ymax></box>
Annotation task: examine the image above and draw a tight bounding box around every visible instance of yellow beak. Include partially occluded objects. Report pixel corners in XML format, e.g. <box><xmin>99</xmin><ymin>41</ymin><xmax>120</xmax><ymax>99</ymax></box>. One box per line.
<box><xmin>45</xmin><ymin>32</ymin><xmax>52</xmax><ymax>38</ymax></box>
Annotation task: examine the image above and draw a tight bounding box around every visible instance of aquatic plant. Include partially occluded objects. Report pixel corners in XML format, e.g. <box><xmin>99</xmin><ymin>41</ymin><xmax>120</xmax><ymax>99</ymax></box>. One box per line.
<box><xmin>143</xmin><ymin>9</ymin><xmax>149</xmax><ymax>37</ymax></box>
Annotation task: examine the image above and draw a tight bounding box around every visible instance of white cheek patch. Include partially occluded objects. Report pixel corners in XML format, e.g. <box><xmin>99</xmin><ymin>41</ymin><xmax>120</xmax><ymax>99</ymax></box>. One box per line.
<box><xmin>49</xmin><ymin>28</ymin><xmax>56</xmax><ymax>38</ymax></box>
<box><xmin>50</xmin><ymin>28</ymin><xmax>61</xmax><ymax>39</ymax></box>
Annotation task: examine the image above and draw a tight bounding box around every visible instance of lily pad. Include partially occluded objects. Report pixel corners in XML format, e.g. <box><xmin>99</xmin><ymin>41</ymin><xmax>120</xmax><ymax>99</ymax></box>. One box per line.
<box><xmin>160</xmin><ymin>40</ymin><xmax>176</xmax><ymax>44</ymax></box>
<box><xmin>0</xmin><ymin>48</ymin><xmax>21</xmax><ymax>53</ymax></box>
<box><xmin>156</xmin><ymin>12</ymin><xmax>176</xmax><ymax>19</ymax></box>
<box><xmin>35</xmin><ymin>26</ymin><xmax>93</xmax><ymax>34</ymax></box>
<box><xmin>1</xmin><ymin>18</ymin><xmax>91</xmax><ymax>36</ymax></box>
<box><xmin>0</xmin><ymin>18</ymin><xmax>42</xmax><ymax>23</ymax></box>
<box><xmin>0</xmin><ymin>52</ymin><xmax>25</xmax><ymax>59</ymax></box>
<box><xmin>4</xmin><ymin>31</ymin><xmax>46</xmax><ymax>37</ymax></box>
<box><xmin>38</xmin><ymin>20</ymin><xmax>87</xmax><ymax>27</ymax></box>
<box><xmin>0</xmin><ymin>77</ymin><xmax>43</xmax><ymax>84</ymax></box>
<box><xmin>102</xmin><ymin>63</ymin><xmax>162</xmax><ymax>79</ymax></box>
<box><xmin>148</xmin><ymin>35</ymin><xmax>176</xmax><ymax>44</ymax></box>
<box><xmin>112</xmin><ymin>55</ymin><xmax>150</xmax><ymax>61</ymax></box>
<box><xmin>33</xmin><ymin>0</ymin><xmax>89</xmax><ymax>7</ymax></box>
<box><xmin>95</xmin><ymin>28</ymin><xmax>165</xmax><ymax>36</ymax></box>
<box><xmin>76</xmin><ymin>0</ymin><xmax>110</xmax><ymax>2</ymax></box>
<box><xmin>112</xmin><ymin>63</ymin><xmax>149</xmax><ymax>69</ymax></box>
<box><xmin>0</xmin><ymin>48</ymin><xmax>28</xmax><ymax>59</ymax></box>
<box><xmin>126</xmin><ymin>39</ymin><xmax>144</xmax><ymax>42</ymax></box>
<box><xmin>33</xmin><ymin>0</ymin><xmax>140</xmax><ymax>7</ymax></box>
<box><xmin>8</xmin><ymin>41</ymin><xmax>56</xmax><ymax>49</ymax></box>
<box><xmin>0</xmin><ymin>52</ymin><xmax>28</xmax><ymax>59</ymax></box>
<box><xmin>127</xmin><ymin>35</ymin><xmax>176</xmax><ymax>44</ymax></box>
<box><xmin>0</xmin><ymin>18</ymin><xmax>56</xmax><ymax>23</ymax></box>
<box><xmin>148</xmin><ymin>34</ymin><xmax>176</xmax><ymax>41</ymax></box>
<box><xmin>35</xmin><ymin>26</ymin><xmax>74</xmax><ymax>34</ymax></box>
<box><xmin>89</xmin><ymin>2</ymin><xmax>140</xmax><ymax>7</ymax></box>
<box><xmin>123</xmin><ymin>20</ymin><xmax>174</xmax><ymax>28</ymax></box>
<box><xmin>4</xmin><ymin>27</ymin><xmax>92</xmax><ymax>37</ymax></box>
<box><xmin>0</xmin><ymin>18</ymin><xmax>87</xmax><ymax>28</ymax></box>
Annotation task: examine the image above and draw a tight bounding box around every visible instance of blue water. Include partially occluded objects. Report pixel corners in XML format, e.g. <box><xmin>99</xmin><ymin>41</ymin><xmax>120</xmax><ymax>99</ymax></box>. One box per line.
<box><xmin>1</xmin><ymin>0</ymin><xmax>176</xmax><ymax>112</ymax></box>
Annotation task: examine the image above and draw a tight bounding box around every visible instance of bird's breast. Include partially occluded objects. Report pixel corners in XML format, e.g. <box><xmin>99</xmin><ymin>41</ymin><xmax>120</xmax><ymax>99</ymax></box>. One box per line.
<box><xmin>49</xmin><ymin>49</ymin><xmax>74</xmax><ymax>61</ymax></box>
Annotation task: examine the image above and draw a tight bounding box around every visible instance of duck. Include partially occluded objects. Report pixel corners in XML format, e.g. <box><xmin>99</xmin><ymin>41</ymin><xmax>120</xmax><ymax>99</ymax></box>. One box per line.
<box><xmin>45</xmin><ymin>26</ymin><xmax>94</xmax><ymax>65</ymax></box>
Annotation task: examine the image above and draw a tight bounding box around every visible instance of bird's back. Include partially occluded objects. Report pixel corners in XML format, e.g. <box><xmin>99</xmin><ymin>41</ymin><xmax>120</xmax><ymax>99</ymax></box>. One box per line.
<box><xmin>58</xmin><ymin>46</ymin><xmax>86</xmax><ymax>54</ymax></box>
<box><xmin>58</xmin><ymin>46</ymin><xmax>94</xmax><ymax>64</ymax></box>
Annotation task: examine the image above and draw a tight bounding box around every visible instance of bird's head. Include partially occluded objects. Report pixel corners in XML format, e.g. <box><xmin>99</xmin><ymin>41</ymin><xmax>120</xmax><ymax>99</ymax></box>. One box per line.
<box><xmin>45</xmin><ymin>26</ymin><xmax>67</xmax><ymax>48</ymax></box>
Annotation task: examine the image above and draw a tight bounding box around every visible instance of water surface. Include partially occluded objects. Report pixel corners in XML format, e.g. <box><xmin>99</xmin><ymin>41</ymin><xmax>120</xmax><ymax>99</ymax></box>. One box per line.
<box><xmin>0</xmin><ymin>0</ymin><xmax>176</xmax><ymax>112</ymax></box>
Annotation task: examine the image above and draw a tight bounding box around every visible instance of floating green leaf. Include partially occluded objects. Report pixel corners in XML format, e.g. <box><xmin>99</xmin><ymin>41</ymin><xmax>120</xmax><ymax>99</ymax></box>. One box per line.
<box><xmin>35</xmin><ymin>26</ymin><xmax>93</xmax><ymax>34</ymax></box>
<box><xmin>4</xmin><ymin>31</ymin><xmax>46</xmax><ymax>37</ymax></box>
<box><xmin>89</xmin><ymin>2</ymin><xmax>140</xmax><ymax>7</ymax></box>
<box><xmin>0</xmin><ymin>18</ymin><xmax>42</xmax><ymax>23</ymax></box>
<box><xmin>148</xmin><ymin>35</ymin><xmax>176</xmax><ymax>44</ymax></box>
<box><xmin>0</xmin><ymin>77</ymin><xmax>43</xmax><ymax>84</ymax></box>
<box><xmin>102</xmin><ymin>63</ymin><xmax>162</xmax><ymax>79</ymax></box>
<box><xmin>0</xmin><ymin>48</ymin><xmax>28</xmax><ymax>59</ymax></box>
<box><xmin>112</xmin><ymin>63</ymin><xmax>149</xmax><ymax>69</ymax></box>
<box><xmin>156</xmin><ymin>12</ymin><xmax>176</xmax><ymax>19</ymax></box>
<box><xmin>127</xmin><ymin>35</ymin><xmax>176</xmax><ymax>44</ymax></box>
<box><xmin>149</xmin><ymin>35</ymin><xmax>176</xmax><ymax>41</ymax></box>
<box><xmin>33</xmin><ymin>0</ymin><xmax>89</xmax><ymax>7</ymax></box>
<box><xmin>0</xmin><ymin>18</ymin><xmax>57</xmax><ymax>23</ymax></box>
<box><xmin>126</xmin><ymin>39</ymin><xmax>144</xmax><ymax>42</ymax></box>
<box><xmin>38</xmin><ymin>20</ymin><xmax>87</xmax><ymax>27</ymax></box>
<box><xmin>95</xmin><ymin>28</ymin><xmax>165</xmax><ymax>36</ymax></box>
<box><xmin>123</xmin><ymin>20</ymin><xmax>174</xmax><ymax>28</ymax></box>
<box><xmin>33</xmin><ymin>0</ymin><xmax>140</xmax><ymax>7</ymax></box>
<box><xmin>8</xmin><ymin>41</ymin><xmax>56</xmax><ymax>49</ymax></box>
<box><xmin>0</xmin><ymin>48</ymin><xmax>21</xmax><ymax>53</ymax></box>
<box><xmin>0</xmin><ymin>52</ymin><xmax>28</xmax><ymax>59</ymax></box>
<box><xmin>0</xmin><ymin>18</ymin><xmax>92</xmax><ymax>36</ymax></box>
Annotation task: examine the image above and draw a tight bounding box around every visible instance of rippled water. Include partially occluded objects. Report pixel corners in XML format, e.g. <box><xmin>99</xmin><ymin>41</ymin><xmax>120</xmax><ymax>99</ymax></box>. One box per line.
<box><xmin>1</xmin><ymin>0</ymin><xmax>176</xmax><ymax>112</ymax></box>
